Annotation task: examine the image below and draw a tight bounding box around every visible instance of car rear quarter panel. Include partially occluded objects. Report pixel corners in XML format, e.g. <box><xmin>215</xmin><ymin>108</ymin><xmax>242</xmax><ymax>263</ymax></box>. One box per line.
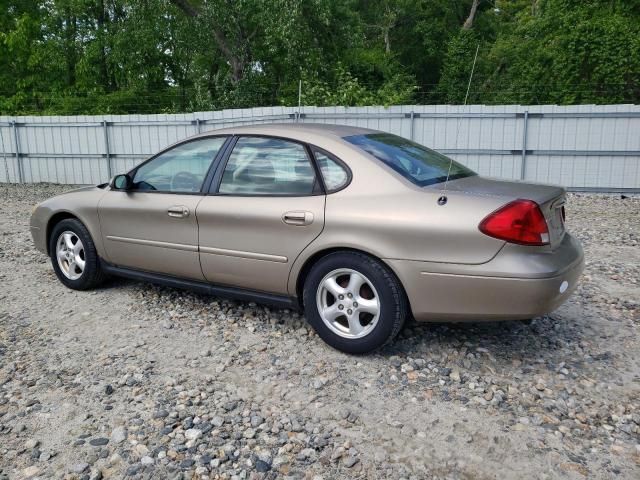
<box><xmin>287</xmin><ymin>143</ymin><xmax>511</xmax><ymax>295</ymax></box>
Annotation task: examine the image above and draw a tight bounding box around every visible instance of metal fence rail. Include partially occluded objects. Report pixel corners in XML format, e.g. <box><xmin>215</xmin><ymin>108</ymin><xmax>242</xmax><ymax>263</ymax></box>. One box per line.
<box><xmin>1</xmin><ymin>104</ymin><xmax>639</xmax><ymax>191</ymax></box>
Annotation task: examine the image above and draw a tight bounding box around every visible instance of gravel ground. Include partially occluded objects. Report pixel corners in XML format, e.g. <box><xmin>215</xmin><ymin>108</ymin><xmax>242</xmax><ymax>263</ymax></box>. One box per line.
<box><xmin>0</xmin><ymin>183</ymin><xmax>639</xmax><ymax>480</ymax></box>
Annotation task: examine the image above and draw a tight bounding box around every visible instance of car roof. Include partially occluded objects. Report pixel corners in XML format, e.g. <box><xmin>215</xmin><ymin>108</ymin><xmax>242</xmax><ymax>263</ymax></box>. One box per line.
<box><xmin>195</xmin><ymin>123</ymin><xmax>378</xmax><ymax>140</ymax></box>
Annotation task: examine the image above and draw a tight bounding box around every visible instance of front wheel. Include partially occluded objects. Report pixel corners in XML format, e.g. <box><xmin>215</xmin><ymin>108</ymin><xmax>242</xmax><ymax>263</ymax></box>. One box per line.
<box><xmin>303</xmin><ymin>251</ymin><xmax>407</xmax><ymax>354</ymax></box>
<box><xmin>49</xmin><ymin>218</ymin><xmax>106</xmax><ymax>290</ymax></box>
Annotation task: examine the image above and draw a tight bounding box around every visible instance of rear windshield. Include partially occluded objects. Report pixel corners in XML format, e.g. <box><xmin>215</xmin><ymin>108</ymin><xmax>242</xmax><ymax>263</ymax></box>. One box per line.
<box><xmin>344</xmin><ymin>133</ymin><xmax>476</xmax><ymax>187</ymax></box>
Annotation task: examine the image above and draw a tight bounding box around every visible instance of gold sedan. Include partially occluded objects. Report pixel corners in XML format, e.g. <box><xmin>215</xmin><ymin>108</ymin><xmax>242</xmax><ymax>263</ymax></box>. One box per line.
<box><xmin>30</xmin><ymin>124</ymin><xmax>584</xmax><ymax>353</ymax></box>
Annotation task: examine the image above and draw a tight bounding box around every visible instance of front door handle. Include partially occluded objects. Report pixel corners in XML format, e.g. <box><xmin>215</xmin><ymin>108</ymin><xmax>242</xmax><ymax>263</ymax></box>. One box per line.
<box><xmin>282</xmin><ymin>211</ymin><xmax>314</xmax><ymax>226</ymax></box>
<box><xmin>167</xmin><ymin>205</ymin><xmax>190</xmax><ymax>218</ymax></box>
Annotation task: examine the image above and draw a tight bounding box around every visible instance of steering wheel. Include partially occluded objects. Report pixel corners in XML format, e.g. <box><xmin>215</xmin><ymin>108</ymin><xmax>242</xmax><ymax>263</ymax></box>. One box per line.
<box><xmin>170</xmin><ymin>171</ymin><xmax>200</xmax><ymax>192</ymax></box>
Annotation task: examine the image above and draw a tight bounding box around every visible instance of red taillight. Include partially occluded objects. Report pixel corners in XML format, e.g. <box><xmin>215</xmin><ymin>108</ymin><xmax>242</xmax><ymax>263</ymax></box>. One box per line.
<box><xmin>479</xmin><ymin>199</ymin><xmax>550</xmax><ymax>246</ymax></box>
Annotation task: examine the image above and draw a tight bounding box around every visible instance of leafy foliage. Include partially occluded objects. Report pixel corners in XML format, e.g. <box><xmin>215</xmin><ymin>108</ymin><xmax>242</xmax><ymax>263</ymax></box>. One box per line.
<box><xmin>477</xmin><ymin>0</ymin><xmax>640</xmax><ymax>104</ymax></box>
<box><xmin>0</xmin><ymin>0</ymin><xmax>638</xmax><ymax>114</ymax></box>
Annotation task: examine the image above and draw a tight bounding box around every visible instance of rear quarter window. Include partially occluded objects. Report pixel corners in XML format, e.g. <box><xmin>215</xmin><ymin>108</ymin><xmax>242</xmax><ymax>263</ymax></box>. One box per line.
<box><xmin>313</xmin><ymin>149</ymin><xmax>350</xmax><ymax>192</ymax></box>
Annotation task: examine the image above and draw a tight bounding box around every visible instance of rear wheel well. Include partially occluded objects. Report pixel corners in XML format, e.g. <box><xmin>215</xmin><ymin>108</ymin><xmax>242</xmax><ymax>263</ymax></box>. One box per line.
<box><xmin>295</xmin><ymin>247</ymin><xmax>408</xmax><ymax>309</ymax></box>
<box><xmin>46</xmin><ymin>212</ymin><xmax>79</xmax><ymax>254</ymax></box>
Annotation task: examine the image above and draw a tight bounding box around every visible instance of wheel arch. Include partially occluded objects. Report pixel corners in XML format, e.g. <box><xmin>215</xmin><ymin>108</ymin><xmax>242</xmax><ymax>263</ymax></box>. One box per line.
<box><xmin>45</xmin><ymin>211</ymin><xmax>81</xmax><ymax>254</ymax></box>
<box><xmin>292</xmin><ymin>246</ymin><xmax>409</xmax><ymax>310</ymax></box>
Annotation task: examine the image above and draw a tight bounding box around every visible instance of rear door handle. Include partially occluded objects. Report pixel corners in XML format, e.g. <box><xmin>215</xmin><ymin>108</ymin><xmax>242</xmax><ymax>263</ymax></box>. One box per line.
<box><xmin>167</xmin><ymin>206</ymin><xmax>189</xmax><ymax>218</ymax></box>
<box><xmin>282</xmin><ymin>211</ymin><xmax>314</xmax><ymax>226</ymax></box>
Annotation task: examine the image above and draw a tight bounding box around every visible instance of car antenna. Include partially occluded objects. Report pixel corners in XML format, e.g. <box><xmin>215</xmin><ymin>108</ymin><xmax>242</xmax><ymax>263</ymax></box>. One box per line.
<box><xmin>438</xmin><ymin>43</ymin><xmax>480</xmax><ymax>206</ymax></box>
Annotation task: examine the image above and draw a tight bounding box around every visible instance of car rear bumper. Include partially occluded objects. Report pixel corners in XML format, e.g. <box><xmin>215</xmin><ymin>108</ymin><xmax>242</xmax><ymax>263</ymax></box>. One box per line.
<box><xmin>386</xmin><ymin>233</ymin><xmax>584</xmax><ymax>321</ymax></box>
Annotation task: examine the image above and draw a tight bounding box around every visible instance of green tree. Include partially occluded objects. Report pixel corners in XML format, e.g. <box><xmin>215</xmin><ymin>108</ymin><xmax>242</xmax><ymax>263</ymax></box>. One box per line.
<box><xmin>484</xmin><ymin>0</ymin><xmax>640</xmax><ymax>104</ymax></box>
<box><xmin>0</xmin><ymin>0</ymin><xmax>638</xmax><ymax>114</ymax></box>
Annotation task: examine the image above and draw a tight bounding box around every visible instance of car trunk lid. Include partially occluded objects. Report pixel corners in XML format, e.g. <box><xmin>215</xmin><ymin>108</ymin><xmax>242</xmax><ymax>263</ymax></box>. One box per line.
<box><xmin>435</xmin><ymin>175</ymin><xmax>567</xmax><ymax>249</ymax></box>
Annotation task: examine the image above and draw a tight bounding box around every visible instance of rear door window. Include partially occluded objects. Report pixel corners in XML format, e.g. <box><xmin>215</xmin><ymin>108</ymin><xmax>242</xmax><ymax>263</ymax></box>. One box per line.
<box><xmin>218</xmin><ymin>136</ymin><xmax>317</xmax><ymax>195</ymax></box>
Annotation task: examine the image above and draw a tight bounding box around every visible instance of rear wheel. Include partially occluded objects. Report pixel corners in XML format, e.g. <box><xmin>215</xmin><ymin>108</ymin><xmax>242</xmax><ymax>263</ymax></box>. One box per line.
<box><xmin>303</xmin><ymin>251</ymin><xmax>407</xmax><ymax>354</ymax></box>
<box><xmin>49</xmin><ymin>218</ymin><xmax>106</xmax><ymax>290</ymax></box>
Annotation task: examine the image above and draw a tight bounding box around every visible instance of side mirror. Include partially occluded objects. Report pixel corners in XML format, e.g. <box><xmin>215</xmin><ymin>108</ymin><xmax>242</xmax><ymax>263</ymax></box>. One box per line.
<box><xmin>111</xmin><ymin>174</ymin><xmax>133</xmax><ymax>191</ymax></box>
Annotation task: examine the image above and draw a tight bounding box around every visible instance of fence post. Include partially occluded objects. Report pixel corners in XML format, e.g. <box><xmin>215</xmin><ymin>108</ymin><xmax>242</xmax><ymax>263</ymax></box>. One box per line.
<box><xmin>11</xmin><ymin>121</ymin><xmax>23</xmax><ymax>183</ymax></box>
<box><xmin>410</xmin><ymin>110</ymin><xmax>415</xmax><ymax>140</ymax></box>
<box><xmin>297</xmin><ymin>79</ymin><xmax>302</xmax><ymax>123</ymax></box>
<box><xmin>196</xmin><ymin>118</ymin><xmax>202</xmax><ymax>134</ymax></box>
<box><xmin>1</xmin><ymin>123</ymin><xmax>10</xmax><ymax>184</ymax></box>
<box><xmin>520</xmin><ymin>110</ymin><xmax>529</xmax><ymax>180</ymax></box>
<box><xmin>103</xmin><ymin>120</ymin><xmax>112</xmax><ymax>179</ymax></box>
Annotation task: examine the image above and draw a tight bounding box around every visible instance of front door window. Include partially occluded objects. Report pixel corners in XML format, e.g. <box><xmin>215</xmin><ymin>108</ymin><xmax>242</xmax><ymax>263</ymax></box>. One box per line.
<box><xmin>133</xmin><ymin>137</ymin><xmax>227</xmax><ymax>192</ymax></box>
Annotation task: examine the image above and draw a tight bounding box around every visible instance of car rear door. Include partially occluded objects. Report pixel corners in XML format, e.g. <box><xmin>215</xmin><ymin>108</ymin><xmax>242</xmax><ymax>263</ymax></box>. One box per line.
<box><xmin>98</xmin><ymin>136</ymin><xmax>229</xmax><ymax>280</ymax></box>
<box><xmin>196</xmin><ymin>135</ymin><xmax>325</xmax><ymax>294</ymax></box>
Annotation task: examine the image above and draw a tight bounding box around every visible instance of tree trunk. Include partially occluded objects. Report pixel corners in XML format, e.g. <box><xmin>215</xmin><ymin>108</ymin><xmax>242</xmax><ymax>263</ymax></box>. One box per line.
<box><xmin>463</xmin><ymin>0</ymin><xmax>480</xmax><ymax>30</ymax></box>
<box><xmin>63</xmin><ymin>8</ymin><xmax>77</xmax><ymax>87</ymax></box>
<box><xmin>171</xmin><ymin>0</ymin><xmax>201</xmax><ymax>17</ymax></box>
<box><xmin>96</xmin><ymin>0</ymin><xmax>111</xmax><ymax>91</ymax></box>
<box><xmin>230</xmin><ymin>59</ymin><xmax>245</xmax><ymax>84</ymax></box>
<box><xmin>531</xmin><ymin>0</ymin><xmax>540</xmax><ymax>16</ymax></box>
<box><xmin>207</xmin><ymin>61</ymin><xmax>219</xmax><ymax>100</ymax></box>
<box><xmin>212</xmin><ymin>29</ymin><xmax>246</xmax><ymax>84</ymax></box>
<box><xmin>382</xmin><ymin>4</ymin><xmax>396</xmax><ymax>54</ymax></box>
<box><xmin>170</xmin><ymin>0</ymin><xmax>247</xmax><ymax>84</ymax></box>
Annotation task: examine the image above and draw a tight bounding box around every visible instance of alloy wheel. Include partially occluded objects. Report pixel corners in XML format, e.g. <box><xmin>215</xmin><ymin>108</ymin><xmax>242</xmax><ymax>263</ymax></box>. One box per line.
<box><xmin>56</xmin><ymin>231</ymin><xmax>85</xmax><ymax>280</ymax></box>
<box><xmin>316</xmin><ymin>268</ymin><xmax>380</xmax><ymax>339</ymax></box>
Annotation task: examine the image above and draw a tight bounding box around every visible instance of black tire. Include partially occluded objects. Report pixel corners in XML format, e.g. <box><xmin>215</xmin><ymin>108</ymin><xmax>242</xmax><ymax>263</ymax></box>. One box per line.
<box><xmin>303</xmin><ymin>251</ymin><xmax>407</xmax><ymax>354</ymax></box>
<box><xmin>49</xmin><ymin>218</ymin><xmax>106</xmax><ymax>290</ymax></box>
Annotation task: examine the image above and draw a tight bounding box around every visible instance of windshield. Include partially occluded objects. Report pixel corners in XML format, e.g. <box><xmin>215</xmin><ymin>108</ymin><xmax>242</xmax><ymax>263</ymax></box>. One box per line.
<box><xmin>344</xmin><ymin>133</ymin><xmax>476</xmax><ymax>187</ymax></box>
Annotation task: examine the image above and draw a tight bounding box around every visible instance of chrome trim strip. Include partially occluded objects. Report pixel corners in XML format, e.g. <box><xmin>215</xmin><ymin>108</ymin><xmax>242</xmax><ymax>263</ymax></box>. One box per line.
<box><xmin>419</xmin><ymin>255</ymin><xmax>584</xmax><ymax>281</ymax></box>
<box><xmin>106</xmin><ymin>235</ymin><xmax>198</xmax><ymax>252</ymax></box>
<box><xmin>199</xmin><ymin>246</ymin><xmax>288</xmax><ymax>263</ymax></box>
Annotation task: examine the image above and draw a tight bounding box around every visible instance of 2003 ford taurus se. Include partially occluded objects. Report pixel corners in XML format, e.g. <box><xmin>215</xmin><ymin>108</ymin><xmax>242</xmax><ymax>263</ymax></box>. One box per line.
<box><xmin>30</xmin><ymin>124</ymin><xmax>584</xmax><ymax>353</ymax></box>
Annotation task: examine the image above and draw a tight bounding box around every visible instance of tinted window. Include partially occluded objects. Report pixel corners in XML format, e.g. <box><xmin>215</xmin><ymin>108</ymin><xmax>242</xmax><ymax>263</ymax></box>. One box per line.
<box><xmin>133</xmin><ymin>137</ymin><xmax>226</xmax><ymax>192</ymax></box>
<box><xmin>314</xmin><ymin>149</ymin><xmax>349</xmax><ymax>192</ymax></box>
<box><xmin>219</xmin><ymin>137</ymin><xmax>316</xmax><ymax>195</ymax></box>
<box><xmin>344</xmin><ymin>133</ymin><xmax>475</xmax><ymax>187</ymax></box>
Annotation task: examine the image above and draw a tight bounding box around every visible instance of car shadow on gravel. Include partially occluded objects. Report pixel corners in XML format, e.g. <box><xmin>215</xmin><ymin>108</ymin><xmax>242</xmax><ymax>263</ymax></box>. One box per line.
<box><xmin>92</xmin><ymin>275</ymin><xmax>154</xmax><ymax>292</ymax></box>
<box><xmin>381</xmin><ymin>313</ymin><xmax>591</xmax><ymax>367</ymax></box>
<box><xmin>96</xmin><ymin>274</ymin><xmax>596</xmax><ymax>376</ymax></box>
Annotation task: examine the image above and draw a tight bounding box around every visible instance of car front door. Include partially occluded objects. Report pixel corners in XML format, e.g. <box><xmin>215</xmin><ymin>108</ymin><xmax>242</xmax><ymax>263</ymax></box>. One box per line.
<box><xmin>196</xmin><ymin>136</ymin><xmax>325</xmax><ymax>294</ymax></box>
<box><xmin>98</xmin><ymin>136</ymin><xmax>229</xmax><ymax>280</ymax></box>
